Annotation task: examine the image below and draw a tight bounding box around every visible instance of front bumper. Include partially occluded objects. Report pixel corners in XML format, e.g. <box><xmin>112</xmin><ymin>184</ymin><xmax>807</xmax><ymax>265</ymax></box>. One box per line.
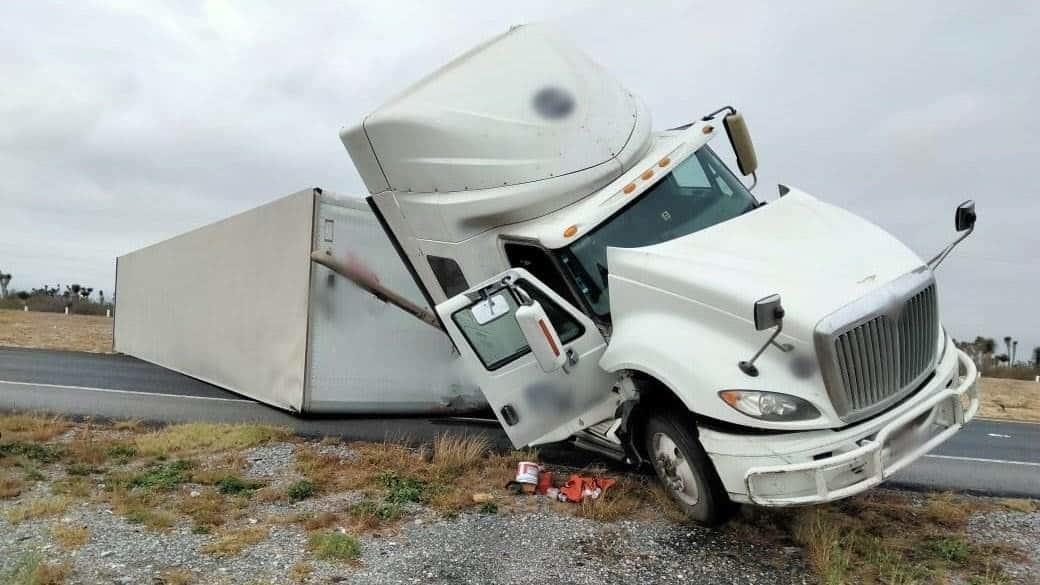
<box><xmin>701</xmin><ymin>347</ymin><xmax>979</xmax><ymax>506</ymax></box>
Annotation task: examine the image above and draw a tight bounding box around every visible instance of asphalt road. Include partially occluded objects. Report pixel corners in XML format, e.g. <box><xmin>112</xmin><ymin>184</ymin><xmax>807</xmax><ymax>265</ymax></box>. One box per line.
<box><xmin>1</xmin><ymin>347</ymin><xmax>1037</xmax><ymax>499</ymax></box>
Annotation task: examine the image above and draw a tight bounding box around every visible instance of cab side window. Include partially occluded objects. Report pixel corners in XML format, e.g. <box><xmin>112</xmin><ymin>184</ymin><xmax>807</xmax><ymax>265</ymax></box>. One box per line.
<box><xmin>504</xmin><ymin>244</ymin><xmax>581</xmax><ymax>309</ymax></box>
<box><xmin>451</xmin><ymin>281</ymin><xmax>583</xmax><ymax>371</ymax></box>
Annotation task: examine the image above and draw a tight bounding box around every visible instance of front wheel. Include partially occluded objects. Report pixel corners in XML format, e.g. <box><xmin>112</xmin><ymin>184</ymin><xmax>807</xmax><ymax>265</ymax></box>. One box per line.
<box><xmin>644</xmin><ymin>411</ymin><xmax>732</xmax><ymax>525</ymax></box>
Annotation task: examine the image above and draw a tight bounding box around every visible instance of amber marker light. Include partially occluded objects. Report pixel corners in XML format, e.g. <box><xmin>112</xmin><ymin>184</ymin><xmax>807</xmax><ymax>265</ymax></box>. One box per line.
<box><xmin>563</xmin><ymin>225</ymin><xmax>578</xmax><ymax>238</ymax></box>
<box><xmin>658</xmin><ymin>157</ymin><xmax>671</xmax><ymax>167</ymax></box>
<box><xmin>623</xmin><ymin>183</ymin><xmax>636</xmax><ymax>194</ymax></box>
<box><xmin>702</xmin><ymin>125</ymin><xmax>714</xmax><ymax>134</ymax></box>
<box><xmin>640</xmin><ymin>169</ymin><xmax>654</xmax><ymax>180</ymax></box>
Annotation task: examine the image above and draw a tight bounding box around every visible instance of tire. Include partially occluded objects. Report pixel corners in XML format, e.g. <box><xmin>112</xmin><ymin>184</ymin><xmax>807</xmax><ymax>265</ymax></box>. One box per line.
<box><xmin>643</xmin><ymin>410</ymin><xmax>732</xmax><ymax>525</ymax></box>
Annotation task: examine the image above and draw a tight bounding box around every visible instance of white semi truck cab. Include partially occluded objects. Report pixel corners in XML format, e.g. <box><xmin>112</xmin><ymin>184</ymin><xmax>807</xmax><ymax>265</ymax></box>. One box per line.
<box><xmin>336</xmin><ymin>25</ymin><xmax>980</xmax><ymax>523</ymax></box>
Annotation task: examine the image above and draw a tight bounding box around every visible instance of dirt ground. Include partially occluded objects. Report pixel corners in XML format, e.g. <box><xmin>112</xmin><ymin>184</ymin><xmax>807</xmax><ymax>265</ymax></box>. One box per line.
<box><xmin>978</xmin><ymin>376</ymin><xmax>1040</xmax><ymax>422</ymax></box>
<box><xmin>0</xmin><ymin>310</ymin><xmax>113</xmax><ymax>354</ymax></box>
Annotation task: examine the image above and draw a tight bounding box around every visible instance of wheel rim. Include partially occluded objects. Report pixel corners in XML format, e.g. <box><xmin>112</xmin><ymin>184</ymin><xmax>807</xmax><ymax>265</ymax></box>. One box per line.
<box><xmin>651</xmin><ymin>432</ymin><xmax>700</xmax><ymax>506</ymax></box>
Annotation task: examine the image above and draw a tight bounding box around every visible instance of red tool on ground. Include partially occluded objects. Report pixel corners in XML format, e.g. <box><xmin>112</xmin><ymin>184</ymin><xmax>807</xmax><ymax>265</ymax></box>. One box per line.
<box><xmin>558</xmin><ymin>474</ymin><xmax>617</xmax><ymax>503</ymax></box>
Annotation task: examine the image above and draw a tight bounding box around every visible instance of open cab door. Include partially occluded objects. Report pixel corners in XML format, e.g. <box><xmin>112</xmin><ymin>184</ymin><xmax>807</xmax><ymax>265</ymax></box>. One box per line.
<box><xmin>436</xmin><ymin>268</ymin><xmax>618</xmax><ymax>447</ymax></box>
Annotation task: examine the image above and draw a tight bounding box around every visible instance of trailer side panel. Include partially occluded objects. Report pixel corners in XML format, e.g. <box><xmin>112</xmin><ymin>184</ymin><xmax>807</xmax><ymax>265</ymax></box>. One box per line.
<box><xmin>114</xmin><ymin>190</ymin><xmax>315</xmax><ymax>411</ymax></box>
<box><xmin>304</xmin><ymin>195</ymin><xmax>483</xmax><ymax>413</ymax></box>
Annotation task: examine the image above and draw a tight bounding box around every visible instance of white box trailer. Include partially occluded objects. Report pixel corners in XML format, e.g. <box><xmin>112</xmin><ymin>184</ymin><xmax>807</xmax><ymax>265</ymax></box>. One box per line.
<box><xmin>114</xmin><ymin>188</ymin><xmax>483</xmax><ymax>414</ymax></box>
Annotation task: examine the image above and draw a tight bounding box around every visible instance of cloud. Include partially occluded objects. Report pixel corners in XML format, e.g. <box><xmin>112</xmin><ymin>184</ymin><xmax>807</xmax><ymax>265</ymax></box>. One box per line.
<box><xmin>0</xmin><ymin>0</ymin><xmax>1036</xmax><ymax>352</ymax></box>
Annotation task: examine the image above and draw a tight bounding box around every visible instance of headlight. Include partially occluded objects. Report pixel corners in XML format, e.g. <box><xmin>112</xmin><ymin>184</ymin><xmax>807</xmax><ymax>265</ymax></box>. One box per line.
<box><xmin>718</xmin><ymin>390</ymin><xmax>821</xmax><ymax>421</ymax></box>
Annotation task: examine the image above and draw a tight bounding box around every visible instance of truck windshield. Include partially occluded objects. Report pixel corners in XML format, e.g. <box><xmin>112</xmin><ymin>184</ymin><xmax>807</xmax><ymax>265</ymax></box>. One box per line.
<box><xmin>556</xmin><ymin>146</ymin><xmax>757</xmax><ymax>320</ymax></box>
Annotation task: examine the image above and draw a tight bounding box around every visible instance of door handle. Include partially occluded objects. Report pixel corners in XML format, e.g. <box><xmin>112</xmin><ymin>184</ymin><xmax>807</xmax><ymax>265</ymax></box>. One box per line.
<box><xmin>562</xmin><ymin>348</ymin><xmax>579</xmax><ymax>374</ymax></box>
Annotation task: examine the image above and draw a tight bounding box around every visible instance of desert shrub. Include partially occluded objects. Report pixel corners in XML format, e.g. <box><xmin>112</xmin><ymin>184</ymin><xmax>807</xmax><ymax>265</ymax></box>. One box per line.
<box><xmin>308</xmin><ymin>532</ymin><xmax>360</xmax><ymax>561</ymax></box>
<box><xmin>287</xmin><ymin>480</ymin><xmax>315</xmax><ymax>502</ymax></box>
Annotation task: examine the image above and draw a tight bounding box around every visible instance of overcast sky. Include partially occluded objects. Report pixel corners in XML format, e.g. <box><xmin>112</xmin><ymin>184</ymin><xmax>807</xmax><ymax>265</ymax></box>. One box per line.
<box><xmin>1</xmin><ymin>1</ymin><xmax>1037</xmax><ymax>356</ymax></box>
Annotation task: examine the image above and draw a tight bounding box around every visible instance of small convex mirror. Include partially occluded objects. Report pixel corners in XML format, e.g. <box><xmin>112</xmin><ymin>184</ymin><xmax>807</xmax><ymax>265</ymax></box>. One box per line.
<box><xmin>955</xmin><ymin>200</ymin><xmax>976</xmax><ymax>232</ymax></box>
<box><xmin>753</xmin><ymin>294</ymin><xmax>784</xmax><ymax>331</ymax></box>
<box><xmin>471</xmin><ymin>293</ymin><xmax>510</xmax><ymax>325</ymax></box>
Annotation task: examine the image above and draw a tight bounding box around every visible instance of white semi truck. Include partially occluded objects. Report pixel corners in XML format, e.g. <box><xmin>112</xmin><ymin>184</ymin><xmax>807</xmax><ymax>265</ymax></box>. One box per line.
<box><xmin>331</xmin><ymin>25</ymin><xmax>980</xmax><ymax>522</ymax></box>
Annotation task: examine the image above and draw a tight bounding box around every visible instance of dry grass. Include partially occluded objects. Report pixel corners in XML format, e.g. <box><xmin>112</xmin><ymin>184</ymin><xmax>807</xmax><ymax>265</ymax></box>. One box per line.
<box><xmin>288</xmin><ymin>436</ymin><xmax>537</xmax><ymax>533</ymax></box>
<box><xmin>731</xmin><ymin>490</ymin><xmax>1021</xmax><ymax>585</ymax></box>
<box><xmin>1</xmin><ymin>475</ymin><xmax>26</xmax><ymax>498</ymax></box>
<box><xmin>63</xmin><ymin>424</ymin><xmax>136</xmax><ymax>467</ymax></box>
<box><xmin>289</xmin><ymin>562</ymin><xmax>313</xmax><ymax>583</ymax></box>
<box><xmin>431</xmin><ymin>434</ymin><xmax>490</xmax><ymax>472</ymax></box>
<box><xmin>0</xmin><ymin>413</ymin><xmax>70</xmax><ymax>442</ymax></box>
<box><xmin>999</xmin><ymin>498</ymin><xmax>1038</xmax><ymax>513</ymax></box>
<box><xmin>979</xmin><ymin>377</ymin><xmax>1040</xmax><ymax>421</ymax></box>
<box><xmin>135</xmin><ymin>423</ymin><xmax>291</xmax><ymax>456</ymax></box>
<box><xmin>175</xmin><ymin>488</ymin><xmax>245</xmax><ymax>532</ymax></box>
<box><xmin>0</xmin><ymin>309</ymin><xmax>112</xmax><ymax>353</ymax></box>
<box><xmin>5</xmin><ymin>496</ymin><xmax>72</xmax><ymax>524</ymax></box>
<box><xmin>108</xmin><ymin>489</ymin><xmax>177</xmax><ymax>530</ymax></box>
<box><xmin>51</xmin><ymin>477</ymin><xmax>92</xmax><ymax>498</ymax></box>
<box><xmin>155</xmin><ymin>568</ymin><xmax>194</xmax><ymax>585</ymax></box>
<box><xmin>50</xmin><ymin>522</ymin><xmax>90</xmax><ymax>549</ymax></box>
<box><xmin>3</xmin><ymin>553</ymin><xmax>74</xmax><ymax>585</ymax></box>
<box><xmin>200</xmin><ymin>525</ymin><xmax>270</xmax><ymax>556</ymax></box>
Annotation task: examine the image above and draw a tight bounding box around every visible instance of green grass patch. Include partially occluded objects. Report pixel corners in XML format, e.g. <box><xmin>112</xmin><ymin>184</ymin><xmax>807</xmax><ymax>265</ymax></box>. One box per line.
<box><xmin>350</xmin><ymin>499</ymin><xmax>402</xmax><ymax>522</ymax></box>
<box><xmin>216</xmin><ymin>475</ymin><xmax>263</xmax><ymax>495</ymax></box>
<box><xmin>379</xmin><ymin>471</ymin><xmax>427</xmax><ymax>504</ymax></box>
<box><xmin>479</xmin><ymin>501</ymin><xmax>498</xmax><ymax>514</ymax></box>
<box><xmin>287</xmin><ymin>480</ymin><xmax>315</xmax><ymax>502</ymax></box>
<box><xmin>119</xmin><ymin>459</ymin><xmax>193</xmax><ymax>491</ymax></box>
<box><xmin>66</xmin><ymin>463</ymin><xmax>105</xmax><ymax>476</ymax></box>
<box><xmin>105</xmin><ymin>444</ymin><xmax>137</xmax><ymax>464</ymax></box>
<box><xmin>22</xmin><ymin>465</ymin><xmax>46</xmax><ymax>482</ymax></box>
<box><xmin>925</xmin><ymin>535</ymin><xmax>971</xmax><ymax>564</ymax></box>
<box><xmin>0</xmin><ymin>441</ymin><xmax>63</xmax><ymax>463</ymax></box>
<box><xmin>308</xmin><ymin>531</ymin><xmax>360</xmax><ymax>562</ymax></box>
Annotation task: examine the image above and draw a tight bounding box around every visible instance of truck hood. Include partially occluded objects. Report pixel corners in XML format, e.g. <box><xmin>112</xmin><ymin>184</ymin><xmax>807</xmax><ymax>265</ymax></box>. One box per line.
<box><xmin>606</xmin><ymin>188</ymin><xmax>927</xmax><ymax>343</ymax></box>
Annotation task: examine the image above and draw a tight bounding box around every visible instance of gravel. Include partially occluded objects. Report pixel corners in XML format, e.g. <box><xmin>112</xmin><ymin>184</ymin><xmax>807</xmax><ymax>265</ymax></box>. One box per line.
<box><xmin>968</xmin><ymin>507</ymin><xmax>1040</xmax><ymax>583</ymax></box>
<box><xmin>2</xmin><ymin>438</ymin><xmax>1036</xmax><ymax>584</ymax></box>
<box><xmin>0</xmin><ymin>487</ymin><xmax>809</xmax><ymax>584</ymax></box>
<box><xmin>345</xmin><ymin>509</ymin><xmax>809</xmax><ymax>585</ymax></box>
<box><xmin>242</xmin><ymin>443</ymin><xmax>298</xmax><ymax>479</ymax></box>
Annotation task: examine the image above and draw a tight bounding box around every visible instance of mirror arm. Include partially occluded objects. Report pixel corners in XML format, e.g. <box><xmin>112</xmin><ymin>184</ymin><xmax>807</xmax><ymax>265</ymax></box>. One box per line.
<box><xmin>667</xmin><ymin>106</ymin><xmax>737</xmax><ymax>130</ymax></box>
<box><xmin>927</xmin><ymin>226</ymin><xmax>974</xmax><ymax>270</ymax></box>
<box><xmin>501</xmin><ymin>275</ymin><xmax>534</xmax><ymax>306</ymax></box>
<box><xmin>701</xmin><ymin>105</ymin><xmax>737</xmax><ymax>121</ymax></box>
<box><xmin>739</xmin><ymin>322</ymin><xmax>783</xmax><ymax>377</ymax></box>
<box><xmin>746</xmin><ymin>171</ymin><xmax>758</xmax><ymax>191</ymax></box>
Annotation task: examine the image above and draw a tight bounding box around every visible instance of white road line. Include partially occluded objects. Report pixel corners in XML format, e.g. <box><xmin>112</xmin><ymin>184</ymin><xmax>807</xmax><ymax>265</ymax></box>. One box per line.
<box><xmin>987</xmin><ymin>433</ymin><xmax>1012</xmax><ymax>438</ymax></box>
<box><xmin>0</xmin><ymin>379</ymin><xmax>253</xmax><ymax>403</ymax></box>
<box><xmin>924</xmin><ymin>454</ymin><xmax>1040</xmax><ymax>468</ymax></box>
<box><xmin>974</xmin><ymin>417</ymin><xmax>1040</xmax><ymax>426</ymax></box>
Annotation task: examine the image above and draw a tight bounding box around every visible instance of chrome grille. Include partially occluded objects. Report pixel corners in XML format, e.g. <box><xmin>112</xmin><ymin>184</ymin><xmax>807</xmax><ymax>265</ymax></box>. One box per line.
<box><xmin>816</xmin><ymin>272</ymin><xmax>940</xmax><ymax>422</ymax></box>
